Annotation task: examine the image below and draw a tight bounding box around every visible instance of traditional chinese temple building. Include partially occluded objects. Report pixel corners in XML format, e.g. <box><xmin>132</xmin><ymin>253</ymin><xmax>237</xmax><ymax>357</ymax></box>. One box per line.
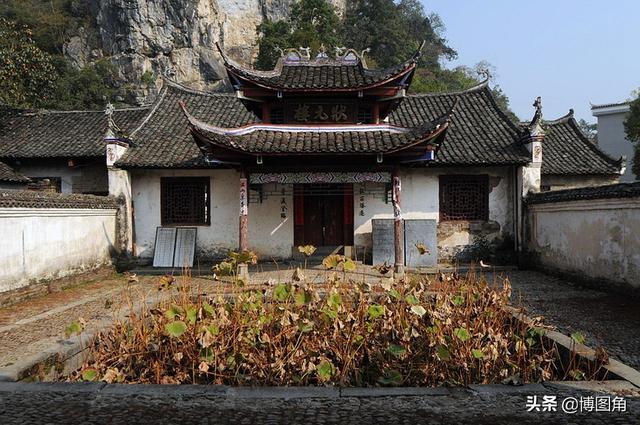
<box><xmin>0</xmin><ymin>45</ymin><xmax>625</xmax><ymax>270</ymax></box>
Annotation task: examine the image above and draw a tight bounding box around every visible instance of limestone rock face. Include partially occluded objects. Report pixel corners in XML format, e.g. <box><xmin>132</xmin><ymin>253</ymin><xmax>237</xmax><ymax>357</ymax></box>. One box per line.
<box><xmin>65</xmin><ymin>0</ymin><xmax>346</xmax><ymax>104</ymax></box>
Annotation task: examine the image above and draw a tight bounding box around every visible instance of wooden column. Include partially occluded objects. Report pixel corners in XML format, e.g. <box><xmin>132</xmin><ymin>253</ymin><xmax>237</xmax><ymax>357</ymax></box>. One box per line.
<box><xmin>392</xmin><ymin>168</ymin><xmax>404</xmax><ymax>277</ymax></box>
<box><xmin>239</xmin><ymin>170</ymin><xmax>249</xmax><ymax>252</ymax></box>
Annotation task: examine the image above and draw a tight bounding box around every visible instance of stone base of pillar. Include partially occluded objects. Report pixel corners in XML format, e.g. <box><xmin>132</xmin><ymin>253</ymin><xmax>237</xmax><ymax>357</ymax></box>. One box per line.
<box><xmin>343</xmin><ymin>245</ymin><xmax>354</xmax><ymax>259</ymax></box>
<box><xmin>237</xmin><ymin>263</ymin><xmax>250</xmax><ymax>282</ymax></box>
<box><xmin>394</xmin><ymin>264</ymin><xmax>405</xmax><ymax>280</ymax></box>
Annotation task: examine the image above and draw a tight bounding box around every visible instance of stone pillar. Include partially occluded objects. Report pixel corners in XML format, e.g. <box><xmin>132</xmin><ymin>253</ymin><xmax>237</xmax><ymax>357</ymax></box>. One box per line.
<box><xmin>105</xmin><ymin>104</ymin><xmax>134</xmax><ymax>257</ymax></box>
<box><xmin>392</xmin><ymin>168</ymin><xmax>404</xmax><ymax>277</ymax></box>
<box><xmin>238</xmin><ymin>170</ymin><xmax>249</xmax><ymax>280</ymax></box>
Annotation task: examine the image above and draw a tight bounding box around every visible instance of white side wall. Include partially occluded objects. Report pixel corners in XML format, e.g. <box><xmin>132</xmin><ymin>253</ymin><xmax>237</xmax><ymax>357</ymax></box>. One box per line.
<box><xmin>131</xmin><ymin>169</ymin><xmax>293</xmax><ymax>260</ymax></box>
<box><xmin>0</xmin><ymin>208</ymin><xmax>117</xmax><ymax>293</ymax></box>
<box><xmin>528</xmin><ymin>197</ymin><xmax>640</xmax><ymax>289</ymax></box>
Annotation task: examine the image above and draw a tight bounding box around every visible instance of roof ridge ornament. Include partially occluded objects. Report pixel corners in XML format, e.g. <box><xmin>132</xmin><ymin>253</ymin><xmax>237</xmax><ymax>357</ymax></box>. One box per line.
<box><xmin>104</xmin><ymin>102</ymin><xmax>123</xmax><ymax>141</ymax></box>
<box><xmin>522</xmin><ymin>96</ymin><xmax>545</xmax><ymax>142</ymax></box>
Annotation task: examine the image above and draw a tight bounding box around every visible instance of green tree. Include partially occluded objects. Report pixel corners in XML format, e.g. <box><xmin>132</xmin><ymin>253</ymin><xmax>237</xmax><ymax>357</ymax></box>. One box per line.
<box><xmin>255</xmin><ymin>20</ymin><xmax>293</xmax><ymax>70</ymax></box>
<box><xmin>623</xmin><ymin>91</ymin><xmax>640</xmax><ymax>179</ymax></box>
<box><xmin>48</xmin><ymin>58</ymin><xmax>116</xmax><ymax>110</ymax></box>
<box><xmin>0</xmin><ymin>18</ymin><xmax>58</xmax><ymax>108</ymax></box>
<box><xmin>342</xmin><ymin>0</ymin><xmax>455</xmax><ymax>69</ymax></box>
<box><xmin>255</xmin><ymin>0</ymin><xmax>341</xmax><ymax>70</ymax></box>
<box><xmin>577</xmin><ymin>119</ymin><xmax>598</xmax><ymax>143</ymax></box>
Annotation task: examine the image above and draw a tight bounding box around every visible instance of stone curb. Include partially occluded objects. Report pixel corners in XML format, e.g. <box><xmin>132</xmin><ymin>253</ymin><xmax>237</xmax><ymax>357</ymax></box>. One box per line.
<box><xmin>0</xmin><ymin>292</ymin><xmax>166</xmax><ymax>383</ymax></box>
<box><xmin>0</xmin><ymin>380</ymin><xmax>635</xmax><ymax>399</ymax></box>
<box><xmin>507</xmin><ymin>306</ymin><xmax>640</xmax><ymax>389</ymax></box>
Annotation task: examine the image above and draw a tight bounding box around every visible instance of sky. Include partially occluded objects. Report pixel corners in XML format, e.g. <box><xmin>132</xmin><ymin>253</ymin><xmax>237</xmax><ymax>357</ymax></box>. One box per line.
<box><xmin>425</xmin><ymin>0</ymin><xmax>640</xmax><ymax>123</ymax></box>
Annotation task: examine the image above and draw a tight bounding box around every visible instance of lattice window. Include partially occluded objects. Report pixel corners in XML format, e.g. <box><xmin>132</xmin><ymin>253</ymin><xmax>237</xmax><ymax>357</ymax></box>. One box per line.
<box><xmin>270</xmin><ymin>108</ymin><xmax>284</xmax><ymax>124</ymax></box>
<box><xmin>357</xmin><ymin>106</ymin><xmax>373</xmax><ymax>124</ymax></box>
<box><xmin>161</xmin><ymin>177</ymin><xmax>210</xmax><ymax>226</ymax></box>
<box><xmin>439</xmin><ymin>175</ymin><xmax>489</xmax><ymax>221</ymax></box>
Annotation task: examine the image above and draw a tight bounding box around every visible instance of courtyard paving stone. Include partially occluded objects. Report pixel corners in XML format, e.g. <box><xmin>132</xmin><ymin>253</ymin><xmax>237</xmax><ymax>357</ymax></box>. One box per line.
<box><xmin>503</xmin><ymin>270</ymin><xmax>640</xmax><ymax>371</ymax></box>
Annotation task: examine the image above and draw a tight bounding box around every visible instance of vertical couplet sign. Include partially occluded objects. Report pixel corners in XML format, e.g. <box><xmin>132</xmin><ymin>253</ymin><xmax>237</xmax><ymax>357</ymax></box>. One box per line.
<box><xmin>392</xmin><ymin>174</ymin><xmax>402</xmax><ymax>221</ymax></box>
<box><xmin>239</xmin><ymin>174</ymin><xmax>248</xmax><ymax>251</ymax></box>
<box><xmin>392</xmin><ymin>170</ymin><xmax>404</xmax><ymax>272</ymax></box>
<box><xmin>239</xmin><ymin>177</ymin><xmax>248</xmax><ymax>217</ymax></box>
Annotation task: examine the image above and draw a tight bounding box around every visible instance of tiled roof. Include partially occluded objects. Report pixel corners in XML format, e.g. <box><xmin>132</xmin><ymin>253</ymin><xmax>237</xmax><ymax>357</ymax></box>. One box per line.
<box><xmin>188</xmin><ymin>122</ymin><xmax>448</xmax><ymax>155</ymax></box>
<box><xmin>389</xmin><ymin>82</ymin><xmax>531</xmax><ymax>165</ymax></box>
<box><xmin>116</xmin><ymin>82</ymin><xmax>258</xmax><ymax>168</ymax></box>
<box><xmin>0</xmin><ymin>105</ymin><xmax>150</xmax><ymax>159</ymax></box>
<box><xmin>220</xmin><ymin>44</ymin><xmax>418</xmax><ymax>91</ymax></box>
<box><xmin>117</xmin><ymin>80</ymin><xmax>531</xmax><ymax>168</ymax></box>
<box><xmin>0</xmin><ymin>161</ymin><xmax>29</xmax><ymax>183</ymax></box>
<box><xmin>0</xmin><ymin>190</ymin><xmax>118</xmax><ymax>209</ymax></box>
<box><xmin>227</xmin><ymin>61</ymin><xmax>416</xmax><ymax>91</ymax></box>
<box><xmin>527</xmin><ymin>182</ymin><xmax>640</xmax><ymax>205</ymax></box>
<box><xmin>591</xmin><ymin>101</ymin><xmax>631</xmax><ymax>110</ymax></box>
<box><xmin>539</xmin><ymin>113</ymin><xmax>622</xmax><ymax>175</ymax></box>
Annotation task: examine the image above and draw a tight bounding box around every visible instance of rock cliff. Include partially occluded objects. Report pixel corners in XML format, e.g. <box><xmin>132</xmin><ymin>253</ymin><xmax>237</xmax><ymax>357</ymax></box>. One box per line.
<box><xmin>64</xmin><ymin>0</ymin><xmax>345</xmax><ymax>104</ymax></box>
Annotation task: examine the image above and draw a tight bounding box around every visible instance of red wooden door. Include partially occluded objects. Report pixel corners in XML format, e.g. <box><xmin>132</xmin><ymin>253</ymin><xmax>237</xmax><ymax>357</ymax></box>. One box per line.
<box><xmin>322</xmin><ymin>193</ymin><xmax>344</xmax><ymax>245</ymax></box>
<box><xmin>303</xmin><ymin>192</ymin><xmax>324</xmax><ymax>246</ymax></box>
<box><xmin>297</xmin><ymin>184</ymin><xmax>348</xmax><ymax>246</ymax></box>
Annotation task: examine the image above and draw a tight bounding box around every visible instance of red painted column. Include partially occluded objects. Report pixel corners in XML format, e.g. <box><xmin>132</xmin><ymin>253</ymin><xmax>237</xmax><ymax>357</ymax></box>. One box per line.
<box><xmin>239</xmin><ymin>170</ymin><xmax>249</xmax><ymax>252</ymax></box>
<box><xmin>392</xmin><ymin>168</ymin><xmax>404</xmax><ymax>277</ymax></box>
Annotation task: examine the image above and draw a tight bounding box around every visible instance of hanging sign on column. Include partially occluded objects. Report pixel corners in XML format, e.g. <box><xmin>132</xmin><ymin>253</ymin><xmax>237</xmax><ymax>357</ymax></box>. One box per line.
<box><xmin>240</xmin><ymin>177</ymin><xmax>248</xmax><ymax>217</ymax></box>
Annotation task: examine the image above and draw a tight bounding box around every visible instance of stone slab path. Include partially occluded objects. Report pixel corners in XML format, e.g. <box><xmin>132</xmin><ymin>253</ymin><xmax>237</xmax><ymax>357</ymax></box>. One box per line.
<box><xmin>0</xmin><ymin>273</ymin><xmax>159</xmax><ymax>369</ymax></box>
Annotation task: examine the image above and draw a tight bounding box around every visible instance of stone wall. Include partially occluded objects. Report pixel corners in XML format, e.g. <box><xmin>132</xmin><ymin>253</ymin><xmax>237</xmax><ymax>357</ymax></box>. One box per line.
<box><xmin>526</xmin><ymin>183</ymin><xmax>640</xmax><ymax>290</ymax></box>
<box><xmin>0</xmin><ymin>191</ymin><xmax>118</xmax><ymax>293</ymax></box>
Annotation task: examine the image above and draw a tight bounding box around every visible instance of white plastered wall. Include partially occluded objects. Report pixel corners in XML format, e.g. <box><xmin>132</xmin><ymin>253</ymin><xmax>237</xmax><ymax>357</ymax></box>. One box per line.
<box><xmin>354</xmin><ymin>167</ymin><xmax>515</xmax><ymax>253</ymax></box>
<box><xmin>0</xmin><ymin>208</ymin><xmax>117</xmax><ymax>292</ymax></box>
<box><xmin>131</xmin><ymin>169</ymin><xmax>293</xmax><ymax>260</ymax></box>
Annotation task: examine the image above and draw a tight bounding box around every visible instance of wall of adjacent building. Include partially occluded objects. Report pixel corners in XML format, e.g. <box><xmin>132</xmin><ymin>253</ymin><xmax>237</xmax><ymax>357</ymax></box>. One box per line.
<box><xmin>527</xmin><ymin>191</ymin><xmax>640</xmax><ymax>290</ymax></box>
<box><xmin>593</xmin><ymin>109</ymin><xmax>636</xmax><ymax>182</ymax></box>
<box><xmin>0</xmin><ymin>192</ymin><xmax>118</xmax><ymax>294</ymax></box>
<box><xmin>11</xmin><ymin>160</ymin><xmax>108</xmax><ymax>194</ymax></box>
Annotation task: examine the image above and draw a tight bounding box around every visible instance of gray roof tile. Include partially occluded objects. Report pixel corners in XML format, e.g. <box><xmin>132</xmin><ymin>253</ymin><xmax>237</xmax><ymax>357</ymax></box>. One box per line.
<box><xmin>0</xmin><ymin>106</ymin><xmax>149</xmax><ymax>159</ymax></box>
<box><xmin>0</xmin><ymin>161</ymin><xmax>29</xmax><ymax>183</ymax></box>
<box><xmin>540</xmin><ymin>115</ymin><xmax>622</xmax><ymax>175</ymax></box>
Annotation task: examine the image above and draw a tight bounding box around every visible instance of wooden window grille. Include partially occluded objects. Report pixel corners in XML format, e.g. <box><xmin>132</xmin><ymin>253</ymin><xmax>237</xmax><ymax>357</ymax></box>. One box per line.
<box><xmin>439</xmin><ymin>175</ymin><xmax>489</xmax><ymax>221</ymax></box>
<box><xmin>270</xmin><ymin>108</ymin><xmax>284</xmax><ymax>124</ymax></box>
<box><xmin>161</xmin><ymin>177</ymin><xmax>210</xmax><ymax>226</ymax></box>
<box><xmin>357</xmin><ymin>106</ymin><xmax>373</xmax><ymax>124</ymax></box>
